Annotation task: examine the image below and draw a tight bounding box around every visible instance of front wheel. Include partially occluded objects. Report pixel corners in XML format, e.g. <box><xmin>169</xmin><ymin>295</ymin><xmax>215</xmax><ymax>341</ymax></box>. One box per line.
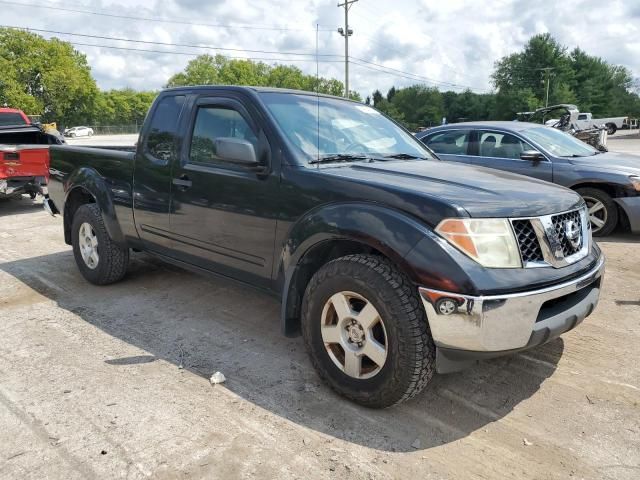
<box><xmin>577</xmin><ymin>187</ymin><xmax>618</xmax><ymax>236</ymax></box>
<box><xmin>301</xmin><ymin>254</ymin><xmax>435</xmax><ymax>408</ymax></box>
<box><xmin>606</xmin><ymin>123</ymin><xmax>617</xmax><ymax>135</ymax></box>
<box><xmin>71</xmin><ymin>204</ymin><xmax>129</xmax><ymax>285</ymax></box>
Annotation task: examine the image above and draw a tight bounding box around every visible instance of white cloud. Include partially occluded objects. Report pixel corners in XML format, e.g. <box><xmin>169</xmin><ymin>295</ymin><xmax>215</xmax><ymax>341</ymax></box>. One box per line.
<box><xmin>2</xmin><ymin>0</ymin><xmax>639</xmax><ymax>97</ymax></box>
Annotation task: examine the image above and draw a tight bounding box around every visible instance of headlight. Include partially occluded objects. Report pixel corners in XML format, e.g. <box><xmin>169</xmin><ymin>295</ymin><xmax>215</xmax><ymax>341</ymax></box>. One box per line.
<box><xmin>435</xmin><ymin>218</ymin><xmax>522</xmax><ymax>268</ymax></box>
<box><xmin>630</xmin><ymin>176</ymin><xmax>640</xmax><ymax>192</ymax></box>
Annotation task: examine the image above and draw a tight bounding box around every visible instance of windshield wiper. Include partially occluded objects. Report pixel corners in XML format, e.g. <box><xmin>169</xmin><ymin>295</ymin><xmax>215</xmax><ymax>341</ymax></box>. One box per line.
<box><xmin>383</xmin><ymin>153</ymin><xmax>425</xmax><ymax>160</ymax></box>
<box><xmin>309</xmin><ymin>154</ymin><xmax>370</xmax><ymax>164</ymax></box>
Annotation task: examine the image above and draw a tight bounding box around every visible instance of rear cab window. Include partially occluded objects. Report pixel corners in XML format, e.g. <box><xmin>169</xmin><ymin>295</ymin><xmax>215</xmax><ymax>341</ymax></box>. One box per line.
<box><xmin>0</xmin><ymin>113</ymin><xmax>28</xmax><ymax>127</ymax></box>
<box><xmin>422</xmin><ymin>130</ymin><xmax>470</xmax><ymax>155</ymax></box>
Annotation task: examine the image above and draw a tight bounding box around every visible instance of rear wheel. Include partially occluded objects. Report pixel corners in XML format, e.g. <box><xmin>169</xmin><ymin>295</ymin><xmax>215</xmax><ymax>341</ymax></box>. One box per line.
<box><xmin>606</xmin><ymin>123</ymin><xmax>617</xmax><ymax>135</ymax></box>
<box><xmin>71</xmin><ymin>204</ymin><xmax>129</xmax><ymax>285</ymax></box>
<box><xmin>301</xmin><ymin>254</ymin><xmax>435</xmax><ymax>408</ymax></box>
<box><xmin>577</xmin><ymin>187</ymin><xmax>618</xmax><ymax>236</ymax></box>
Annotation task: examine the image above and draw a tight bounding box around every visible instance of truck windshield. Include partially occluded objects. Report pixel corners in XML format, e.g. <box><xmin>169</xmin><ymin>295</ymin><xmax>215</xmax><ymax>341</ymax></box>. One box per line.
<box><xmin>259</xmin><ymin>92</ymin><xmax>433</xmax><ymax>163</ymax></box>
<box><xmin>523</xmin><ymin>127</ymin><xmax>599</xmax><ymax>157</ymax></box>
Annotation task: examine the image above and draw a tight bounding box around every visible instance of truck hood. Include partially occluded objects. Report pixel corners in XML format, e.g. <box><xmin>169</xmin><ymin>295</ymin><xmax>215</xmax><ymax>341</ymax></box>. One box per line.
<box><xmin>321</xmin><ymin>159</ymin><xmax>582</xmax><ymax>221</ymax></box>
<box><xmin>568</xmin><ymin>152</ymin><xmax>640</xmax><ymax>176</ymax></box>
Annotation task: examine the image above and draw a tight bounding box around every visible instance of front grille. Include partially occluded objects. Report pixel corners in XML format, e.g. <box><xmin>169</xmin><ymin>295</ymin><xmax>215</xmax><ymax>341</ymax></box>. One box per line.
<box><xmin>551</xmin><ymin>210</ymin><xmax>583</xmax><ymax>257</ymax></box>
<box><xmin>512</xmin><ymin>219</ymin><xmax>544</xmax><ymax>263</ymax></box>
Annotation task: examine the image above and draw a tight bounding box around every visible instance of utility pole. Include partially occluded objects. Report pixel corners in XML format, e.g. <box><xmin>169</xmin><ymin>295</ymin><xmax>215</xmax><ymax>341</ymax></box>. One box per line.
<box><xmin>537</xmin><ymin>67</ymin><xmax>554</xmax><ymax>108</ymax></box>
<box><xmin>338</xmin><ymin>0</ymin><xmax>358</xmax><ymax>98</ymax></box>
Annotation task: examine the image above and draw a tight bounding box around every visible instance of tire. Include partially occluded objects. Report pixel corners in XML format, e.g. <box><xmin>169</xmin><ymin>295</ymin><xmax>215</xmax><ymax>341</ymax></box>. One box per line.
<box><xmin>71</xmin><ymin>204</ymin><xmax>129</xmax><ymax>285</ymax></box>
<box><xmin>70</xmin><ymin>133</ymin><xmax>76</xmax><ymax>138</ymax></box>
<box><xmin>576</xmin><ymin>187</ymin><xmax>618</xmax><ymax>237</ymax></box>
<box><xmin>301</xmin><ymin>254</ymin><xmax>435</xmax><ymax>408</ymax></box>
<box><xmin>606</xmin><ymin>123</ymin><xmax>617</xmax><ymax>135</ymax></box>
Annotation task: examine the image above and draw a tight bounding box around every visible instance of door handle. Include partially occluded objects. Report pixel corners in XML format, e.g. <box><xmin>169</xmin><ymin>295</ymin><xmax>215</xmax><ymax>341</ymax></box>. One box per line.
<box><xmin>172</xmin><ymin>174</ymin><xmax>192</xmax><ymax>191</ymax></box>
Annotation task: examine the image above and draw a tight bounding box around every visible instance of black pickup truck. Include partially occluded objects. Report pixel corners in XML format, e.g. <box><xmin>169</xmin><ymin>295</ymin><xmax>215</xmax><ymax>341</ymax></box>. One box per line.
<box><xmin>46</xmin><ymin>86</ymin><xmax>605</xmax><ymax>407</ymax></box>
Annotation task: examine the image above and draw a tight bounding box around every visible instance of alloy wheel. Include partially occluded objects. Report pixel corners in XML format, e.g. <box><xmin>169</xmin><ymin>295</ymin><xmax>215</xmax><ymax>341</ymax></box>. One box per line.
<box><xmin>320</xmin><ymin>291</ymin><xmax>388</xmax><ymax>379</ymax></box>
<box><xmin>583</xmin><ymin>196</ymin><xmax>607</xmax><ymax>234</ymax></box>
<box><xmin>79</xmin><ymin>222</ymin><xmax>99</xmax><ymax>269</ymax></box>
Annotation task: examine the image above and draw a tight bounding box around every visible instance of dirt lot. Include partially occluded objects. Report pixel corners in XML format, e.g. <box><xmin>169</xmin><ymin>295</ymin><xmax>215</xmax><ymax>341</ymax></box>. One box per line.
<box><xmin>1</xmin><ymin>140</ymin><xmax>639</xmax><ymax>479</ymax></box>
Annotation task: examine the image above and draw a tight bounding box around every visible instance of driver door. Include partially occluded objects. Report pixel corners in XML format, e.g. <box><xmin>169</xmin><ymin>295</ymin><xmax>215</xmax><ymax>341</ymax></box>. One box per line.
<box><xmin>167</xmin><ymin>95</ymin><xmax>279</xmax><ymax>287</ymax></box>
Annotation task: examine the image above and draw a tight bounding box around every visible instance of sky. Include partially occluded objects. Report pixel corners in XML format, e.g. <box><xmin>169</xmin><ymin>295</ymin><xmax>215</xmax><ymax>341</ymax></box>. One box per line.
<box><xmin>2</xmin><ymin>0</ymin><xmax>639</xmax><ymax>98</ymax></box>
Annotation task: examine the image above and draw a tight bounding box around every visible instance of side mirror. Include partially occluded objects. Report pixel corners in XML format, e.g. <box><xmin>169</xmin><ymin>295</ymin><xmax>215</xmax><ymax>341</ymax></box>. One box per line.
<box><xmin>520</xmin><ymin>150</ymin><xmax>545</xmax><ymax>162</ymax></box>
<box><xmin>215</xmin><ymin>137</ymin><xmax>258</xmax><ymax>166</ymax></box>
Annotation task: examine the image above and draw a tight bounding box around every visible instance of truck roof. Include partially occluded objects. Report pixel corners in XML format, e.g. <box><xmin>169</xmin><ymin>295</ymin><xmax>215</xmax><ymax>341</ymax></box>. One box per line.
<box><xmin>161</xmin><ymin>85</ymin><xmax>356</xmax><ymax>102</ymax></box>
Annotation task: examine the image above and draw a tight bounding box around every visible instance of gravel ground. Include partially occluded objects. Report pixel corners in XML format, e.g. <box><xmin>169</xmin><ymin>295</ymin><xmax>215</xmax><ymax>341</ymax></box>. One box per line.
<box><xmin>0</xmin><ymin>134</ymin><xmax>639</xmax><ymax>479</ymax></box>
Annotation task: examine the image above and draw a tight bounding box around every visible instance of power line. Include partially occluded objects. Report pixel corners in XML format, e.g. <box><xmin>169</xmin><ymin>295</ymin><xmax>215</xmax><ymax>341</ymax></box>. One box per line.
<box><xmin>1</xmin><ymin>25</ymin><xmax>342</xmax><ymax>58</ymax></box>
<box><xmin>63</xmin><ymin>41</ymin><xmax>345</xmax><ymax>63</ymax></box>
<box><xmin>0</xmin><ymin>0</ymin><xmax>334</xmax><ymax>32</ymax></box>
<box><xmin>350</xmin><ymin>56</ymin><xmax>489</xmax><ymax>92</ymax></box>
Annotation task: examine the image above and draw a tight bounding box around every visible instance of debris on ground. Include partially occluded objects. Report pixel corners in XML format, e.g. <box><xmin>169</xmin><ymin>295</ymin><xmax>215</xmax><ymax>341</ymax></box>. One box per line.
<box><xmin>210</xmin><ymin>371</ymin><xmax>226</xmax><ymax>385</ymax></box>
<box><xmin>411</xmin><ymin>439</ymin><xmax>421</xmax><ymax>449</ymax></box>
<box><xmin>303</xmin><ymin>383</ymin><xmax>317</xmax><ymax>393</ymax></box>
<box><xmin>523</xmin><ymin>438</ymin><xmax>533</xmax><ymax>446</ymax></box>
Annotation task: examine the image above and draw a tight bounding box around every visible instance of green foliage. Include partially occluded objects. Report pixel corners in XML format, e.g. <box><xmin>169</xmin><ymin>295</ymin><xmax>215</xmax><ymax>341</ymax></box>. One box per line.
<box><xmin>0</xmin><ymin>28</ymin><xmax>98</xmax><ymax>125</ymax></box>
<box><xmin>166</xmin><ymin>54</ymin><xmax>360</xmax><ymax>100</ymax></box>
<box><xmin>92</xmin><ymin>89</ymin><xmax>157</xmax><ymax>126</ymax></box>
<box><xmin>374</xmin><ymin>33</ymin><xmax>640</xmax><ymax>130</ymax></box>
<box><xmin>492</xmin><ymin>33</ymin><xmax>640</xmax><ymax>118</ymax></box>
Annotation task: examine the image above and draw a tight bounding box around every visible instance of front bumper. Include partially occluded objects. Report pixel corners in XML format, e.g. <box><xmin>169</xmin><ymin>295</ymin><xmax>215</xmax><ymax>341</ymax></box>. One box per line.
<box><xmin>419</xmin><ymin>255</ymin><xmax>605</xmax><ymax>372</ymax></box>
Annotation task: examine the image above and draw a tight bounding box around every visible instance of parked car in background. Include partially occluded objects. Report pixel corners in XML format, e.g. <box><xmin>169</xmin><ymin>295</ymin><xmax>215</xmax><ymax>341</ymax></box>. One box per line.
<box><xmin>64</xmin><ymin>126</ymin><xmax>94</xmax><ymax>138</ymax></box>
<box><xmin>44</xmin><ymin>86</ymin><xmax>605</xmax><ymax>407</ymax></box>
<box><xmin>417</xmin><ymin>121</ymin><xmax>640</xmax><ymax>236</ymax></box>
<box><xmin>0</xmin><ymin>107</ymin><xmax>31</xmax><ymax>126</ymax></box>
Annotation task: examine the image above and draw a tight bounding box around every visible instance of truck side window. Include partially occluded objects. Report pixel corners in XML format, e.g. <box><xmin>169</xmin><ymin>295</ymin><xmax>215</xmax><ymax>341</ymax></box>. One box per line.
<box><xmin>145</xmin><ymin>95</ymin><xmax>186</xmax><ymax>162</ymax></box>
<box><xmin>189</xmin><ymin>107</ymin><xmax>258</xmax><ymax>166</ymax></box>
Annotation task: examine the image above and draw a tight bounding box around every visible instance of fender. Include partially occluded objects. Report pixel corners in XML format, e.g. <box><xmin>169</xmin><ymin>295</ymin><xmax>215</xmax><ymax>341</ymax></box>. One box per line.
<box><xmin>63</xmin><ymin>167</ymin><xmax>126</xmax><ymax>246</ymax></box>
<box><xmin>277</xmin><ymin>201</ymin><xmax>468</xmax><ymax>335</ymax></box>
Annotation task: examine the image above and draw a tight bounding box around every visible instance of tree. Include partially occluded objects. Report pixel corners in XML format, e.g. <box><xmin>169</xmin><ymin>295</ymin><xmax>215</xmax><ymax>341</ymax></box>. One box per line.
<box><xmin>372</xmin><ymin>89</ymin><xmax>383</xmax><ymax>106</ymax></box>
<box><xmin>0</xmin><ymin>28</ymin><xmax>98</xmax><ymax>125</ymax></box>
<box><xmin>491</xmin><ymin>33</ymin><xmax>640</xmax><ymax>118</ymax></box>
<box><xmin>91</xmin><ymin>89</ymin><xmax>157</xmax><ymax>126</ymax></box>
<box><xmin>166</xmin><ymin>54</ymin><xmax>357</xmax><ymax>99</ymax></box>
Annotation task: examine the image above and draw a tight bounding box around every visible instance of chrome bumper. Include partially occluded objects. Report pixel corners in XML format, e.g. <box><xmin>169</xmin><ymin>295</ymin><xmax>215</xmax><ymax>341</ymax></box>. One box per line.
<box><xmin>419</xmin><ymin>256</ymin><xmax>605</xmax><ymax>352</ymax></box>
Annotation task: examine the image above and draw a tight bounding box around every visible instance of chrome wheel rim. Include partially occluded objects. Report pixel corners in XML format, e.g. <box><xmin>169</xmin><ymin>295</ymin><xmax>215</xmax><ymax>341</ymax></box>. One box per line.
<box><xmin>79</xmin><ymin>222</ymin><xmax>99</xmax><ymax>269</ymax></box>
<box><xmin>320</xmin><ymin>291</ymin><xmax>388</xmax><ymax>379</ymax></box>
<box><xmin>583</xmin><ymin>196</ymin><xmax>607</xmax><ymax>233</ymax></box>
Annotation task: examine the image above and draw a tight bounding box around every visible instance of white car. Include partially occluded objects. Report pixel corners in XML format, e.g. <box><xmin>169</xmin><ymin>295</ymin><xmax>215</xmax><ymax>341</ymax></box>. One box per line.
<box><xmin>64</xmin><ymin>126</ymin><xmax>94</xmax><ymax>138</ymax></box>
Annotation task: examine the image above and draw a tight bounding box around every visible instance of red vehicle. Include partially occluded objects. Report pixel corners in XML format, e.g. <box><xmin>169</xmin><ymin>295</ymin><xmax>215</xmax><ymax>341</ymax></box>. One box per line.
<box><xmin>0</xmin><ymin>112</ymin><xmax>64</xmax><ymax>198</ymax></box>
<box><xmin>0</xmin><ymin>107</ymin><xmax>31</xmax><ymax>126</ymax></box>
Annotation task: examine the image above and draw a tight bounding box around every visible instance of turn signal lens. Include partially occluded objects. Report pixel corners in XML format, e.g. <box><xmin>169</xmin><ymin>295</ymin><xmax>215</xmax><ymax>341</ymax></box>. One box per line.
<box><xmin>436</xmin><ymin>218</ymin><xmax>522</xmax><ymax>268</ymax></box>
